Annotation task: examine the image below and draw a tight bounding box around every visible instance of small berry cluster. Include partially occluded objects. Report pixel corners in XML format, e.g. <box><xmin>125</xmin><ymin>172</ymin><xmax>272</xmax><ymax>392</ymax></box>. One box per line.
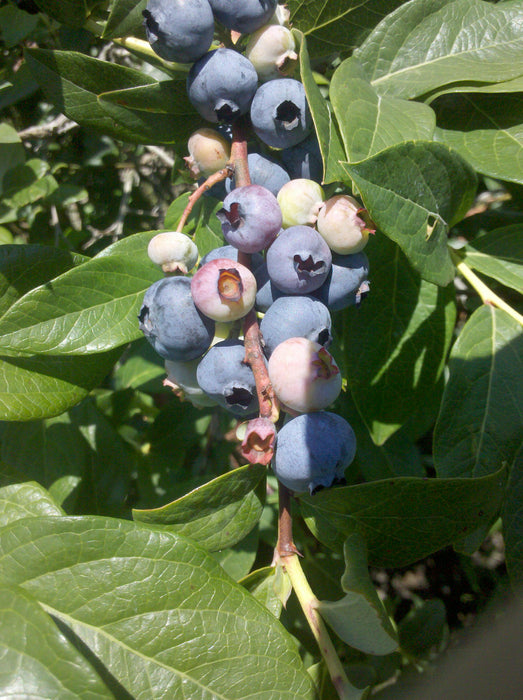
<box><xmin>139</xmin><ymin>1</ymin><xmax>373</xmax><ymax>494</ymax></box>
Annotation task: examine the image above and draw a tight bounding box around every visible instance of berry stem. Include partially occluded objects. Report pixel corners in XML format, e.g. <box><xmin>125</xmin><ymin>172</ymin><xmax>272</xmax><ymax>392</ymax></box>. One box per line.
<box><xmin>276</xmin><ymin>482</ymin><xmax>298</xmax><ymax>556</ymax></box>
<box><xmin>231</xmin><ymin>121</ymin><xmax>251</xmax><ymax>187</ymax></box>
<box><xmin>177</xmin><ymin>166</ymin><xmax>234</xmax><ymax>231</ymax></box>
<box><xmin>282</xmin><ymin>552</ymin><xmax>356</xmax><ymax>700</ymax></box>
<box><xmin>450</xmin><ymin>248</ymin><xmax>523</xmax><ymax>327</ymax></box>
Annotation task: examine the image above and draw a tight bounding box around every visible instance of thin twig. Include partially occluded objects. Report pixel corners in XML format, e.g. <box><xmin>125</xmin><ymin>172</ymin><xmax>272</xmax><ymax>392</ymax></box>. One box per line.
<box><xmin>177</xmin><ymin>166</ymin><xmax>233</xmax><ymax>231</ymax></box>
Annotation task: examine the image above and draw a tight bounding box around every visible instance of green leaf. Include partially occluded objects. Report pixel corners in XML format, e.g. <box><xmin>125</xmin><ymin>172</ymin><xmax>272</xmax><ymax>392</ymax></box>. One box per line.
<box><xmin>212</xmin><ymin>526</ymin><xmax>259</xmax><ymax>580</ymax></box>
<box><xmin>343</xmin><ymin>235</ymin><xmax>456</xmax><ymax>445</ymax></box>
<box><xmin>103</xmin><ymin>0</ymin><xmax>147</xmax><ymax>39</ymax></box>
<box><xmin>0</xmin><ymin>516</ymin><xmax>316</xmax><ymax>699</ymax></box>
<box><xmin>0</xmin><ymin>232</ymin><xmax>161</xmax><ymax>356</ymax></box>
<box><xmin>0</xmin><ymin>584</ymin><xmax>115</xmax><ymax>699</ymax></box>
<box><xmin>434</xmin><ymin>92</ymin><xmax>523</xmax><ymax>184</ymax></box>
<box><xmin>502</xmin><ymin>444</ymin><xmax>523</xmax><ymax>587</ymax></box>
<box><xmin>343</xmin><ymin>141</ymin><xmax>477</xmax><ymax>285</ymax></box>
<box><xmin>434</xmin><ymin>306</ymin><xmax>523</xmax><ymax>477</ymax></box>
<box><xmin>331</xmin><ymin>56</ymin><xmax>436</xmax><ymax>162</ymax></box>
<box><xmin>0</xmin><ymin>123</ymin><xmax>25</xmax><ymax>195</ymax></box>
<box><xmin>241</xmin><ymin>565</ymin><xmax>291</xmax><ymax>619</ymax></box>
<box><xmin>300</xmin><ymin>468</ymin><xmax>506</xmax><ymax>566</ymax></box>
<box><xmin>0</xmin><ymin>482</ymin><xmax>63</xmax><ymax>528</ymax></box>
<box><xmin>398</xmin><ymin>599</ymin><xmax>447</xmax><ymax>659</ymax></box>
<box><xmin>354</xmin><ymin>0</ymin><xmax>523</xmax><ymax>99</ymax></box>
<box><xmin>25</xmin><ymin>49</ymin><xmax>185</xmax><ymax>145</ymax></box>
<box><xmin>461</xmin><ymin>225</ymin><xmax>523</xmax><ymax>293</ymax></box>
<box><xmin>295</xmin><ymin>30</ymin><xmax>347</xmax><ymax>184</ymax></box>
<box><xmin>0</xmin><ymin>244</ymin><xmax>88</xmax><ymax>319</ymax></box>
<box><xmin>133</xmin><ymin>464</ymin><xmax>266</xmax><ymax>551</ymax></box>
<box><xmin>33</xmin><ymin>0</ymin><xmax>90</xmax><ymax>27</ymax></box>
<box><xmin>113</xmin><ymin>337</ymin><xmax>165</xmax><ymax>391</ymax></box>
<box><xmin>0</xmin><ymin>349</ymin><xmax>122</xmax><ymax>421</ymax></box>
<box><xmin>287</xmin><ymin>0</ymin><xmax>405</xmax><ymax>59</ymax></box>
<box><xmin>0</xmin><ymin>158</ymin><xmax>58</xmax><ymax>219</ymax></box>
<box><xmin>317</xmin><ymin>533</ymin><xmax>398</xmax><ymax>655</ymax></box>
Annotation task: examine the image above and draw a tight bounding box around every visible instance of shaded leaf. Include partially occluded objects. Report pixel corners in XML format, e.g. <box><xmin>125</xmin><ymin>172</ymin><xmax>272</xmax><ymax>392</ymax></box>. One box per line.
<box><xmin>33</xmin><ymin>0</ymin><xmax>89</xmax><ymax>27</ymax></box>
<box><xmin>212</xmin><ymin>526</ymin><xmax>259</xmax><ymax>580</ymax></box>
<box><xmin>103</xmin><ymin>0</ymin><xmax>147</xmax><ymax>39</ymax></box>
<box><xmin>0</xmin><ymin>481</ymin><xmax>63</xmax><ymax>528</ymax></box>
<box><xmin>317</xmin><ymin>533</ymin><xmax>398</xmax><ymax>655</ymax></box>
<box><xmin>461</xmin><ymin>225</ymin><xmax>523</xmax><ymax>294</ymax></box>
<box><xmin>241</xmin><ymin>565</ymin><xmax>291</xmax><ymax>619</ymax></box>
<box><xmin>0</xmin><ymin>584</ymin><xmax>114</xmax><ymax>699</ymax></box>
<box><xmin>398</xmin><ymin>599</ymin><xmax>447</xmax><ymax>659</ymax></box>
<box><xmin>355</xmin><ymin>0</ymin><xmax>523</xmax><ymax>99</ymax></box>
<box><xmin>434</xmin><ymin>92</ymin><xmax>523</xmax><ymax>184</ymax></box>
<box><xmin>0</xmin><ymin>349</ymin><xmax>122</xmax><ymax>421</ymax></box>
<box><xmin>133</xmin><ymin>463</ymin><xmax>266</xmax><ymax>551</ymax></box>
<box><xmin>343</xmin><ymin>235</ymin><xmax>456</xmax><ymax>445</ymax></box>
<box><xmin>331</xmin><ymin>56</ymin><xmax>436</xmax><ymax>162</ymax></box>
<box><xmin>0</xmin><ymin>123</ymin><xmax>25</xmax><ymax>193</ymax></box>
<box><xmin>434</xmin><ymin>306</ymin><xmax>523</xmax><ymax>477</ymax></box>
<box><xmin>0</xmin><ymin>516</ymin><xmax>316</xmax><ymax>699</ymax></box>
<box><xmin>502</xmin><ymin>443</ymin><xmax>523</xmax><ymax>587</ymax></box>
<box><xmin>295</xmin><ymin>30</ymin><xmax>347</xmax><ymax>184</ymax></box>
<box><xmin>343</xmin><ymin>141</ymin><xmax>477</xmax><ymax>285</ymax></box>
<box><xmin>300</xmin><ymin>468</ymin><xmax>506</xmax><ymax>566</ymax></box>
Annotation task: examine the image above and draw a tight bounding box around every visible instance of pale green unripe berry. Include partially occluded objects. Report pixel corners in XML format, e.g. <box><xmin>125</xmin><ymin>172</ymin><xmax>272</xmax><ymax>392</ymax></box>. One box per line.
<box><xmin>316</xmin><ymin>195</ymin><xmax>372</xmax><ymax>255</ymax></box>
<box><xmin>268</xmin><ymin>4</ymin><xmax>290</xmax><ymax>25</ymax></box>
<box><xmin>277</xmin><ymin>178</ymin><xmax>325</xmax><ymax>228</ymax></box>
<box><xmin>147</xmin><ymin>231</ymin><xmax>199</xmax><ymax>274</ymax></box>
<box><xmin>164</xmin><ymin>359</ymin><xmax>217</xmax><ymax>408</ymax></box>
<box><xmin>245</xmin><ymin>25</ymin><xmax>297</xmax><ymax>81</ymax></box>
<box><xmin>184</xmin><ymin>128</ymin><xmax>231</xmax><ymax>178</ymax></box>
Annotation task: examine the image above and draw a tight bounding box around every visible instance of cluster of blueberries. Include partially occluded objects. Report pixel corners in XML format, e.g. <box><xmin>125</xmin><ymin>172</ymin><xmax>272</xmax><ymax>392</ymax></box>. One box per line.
<box><xmin>139</xmin><ymin>0</ymin><xmax>371</xmax><ymax>493</ymax></box>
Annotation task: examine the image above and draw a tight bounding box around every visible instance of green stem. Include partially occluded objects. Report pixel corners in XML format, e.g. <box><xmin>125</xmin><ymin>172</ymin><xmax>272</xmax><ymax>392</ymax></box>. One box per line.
<box><xmin>282</xmin><ymin>553</ymin><xmax>355</xmax><ymax>700</ymax></box>
<box><xmin>450</xmin><ymin>248</ymin><xmax>523</xmax><ymax>327</ymax></box>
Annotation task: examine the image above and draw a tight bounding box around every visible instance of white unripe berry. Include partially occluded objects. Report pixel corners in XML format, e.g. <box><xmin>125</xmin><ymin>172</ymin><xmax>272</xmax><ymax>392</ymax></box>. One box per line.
<box><xmin>277</xmin><ymin>178</ymin><xmax>325</xmax><ymax>228</ymax></box>
<box><xmin>317</xmin><ymin>195</ymin><xmax>372</xmax><ymax>255</ymax></box>
<box><xmin>184</xmin><ymin>128</ymin><xmax>231</xmax><ymax>178</ymax></box>
<box><xmin>245</xmin><ymin>25</ymin><xmax>297</xmax><ymax>81</ymax></box>
<box><xmin>147</xmin><ymin>231</ymin><xmax>199</xmax><ymax>274</ymax></box>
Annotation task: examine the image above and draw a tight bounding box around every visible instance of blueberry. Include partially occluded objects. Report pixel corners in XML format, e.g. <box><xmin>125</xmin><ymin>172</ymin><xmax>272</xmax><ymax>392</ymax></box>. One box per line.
<box><xmin>250</xmin><ymin>79</ymin><xmax>313</xmax><ymax>149</ymax></box>
<box><xmin>196</xmin><ymin>339</ymin><xmax>260</xmax><ymax>416</ymax></box>
<box><xmin>208</xmin><ymin>0</ymin><xmax>277</xmax><ymax>34</ymax></box>
<box><xmin>164</xmin><ymin>358</ymin><xmax>218</xmax><ymax>408</ymax></box>
<box><xmin>245</xmin><ymin>24</ymin><xmax>297</xmax><ymax>82</ymax></box>
<box><xmin>199</xmin><ymin>245</ymin><xmax>265</xmax><ymax>272</ymax></box>
<box><xmin>187</xmin><ymin>48</ymin><xmax>258</xmax><ymax>123</ymax></box>
<box><xmin>147</xmin><ymin>231</ymin><xmax>199</xmax><ymax>274</ymax></box>
<box><xmin>139</xmin><ymin>277</ymin><xmax>215</xmax><ymax>361</ymax></box>
<box><xmin>277</xmin><ymin>178</ymin><xmax>325</xmax><ymax>228</ymax></box>
<box><xmin>185</xmin><ymin>128</ymin><xmax>231</xmax><ymax>178</ymax></box>
<box><xmin>143</xmin><ymin>0</ymin><xmax>215</xmax><ymax>64</ymax></box>
<box><xmin>317</xmin><ymin>195</ymin><xmax>373</xmax><ymax>255</ymax></box>
<box><xmin>253</xmin><ymin>262</ymin><xmax>286</xmax><ymax>312</ymax></box>
<box><xmin>225</xmin><ymin>152</ymin><xmax>290</xmax><ymax>197</ymax></box>
<box><xmin>280</xmin><ymin>134</ymin><xmax>324</xmax><ymax>183</ymax></box>
<box><xmin>217</xmin><ymin>184</ymin><xmax>282</xmax><ymax>253</ymax></box>
<box><xmin>260</xmin><ymin>296</ymin><xmax>332</xmax><ymax>356</ymax></box>
<box><xmin>266</xmin><ymin>225</ymin><xmax>332</xmax><ymax>294</ymax></box>
<box><xmin>273</xmin><ymin>412</ymin><xmax>357</xmax><ymax>493</ymax></box>
<box><xmin>313</xmin><ymin>252</ymin><xmax>370</xmax><ymax>311</ymax></box>
<box><xmin>268</xmin><ymin>337</ymin><xmax>342</xmax><ymax>413</ymax></box>
<box><xmin>191</xmin><ymin>258</ymin><xmax>257</xmax><ymax>322</ymax></box>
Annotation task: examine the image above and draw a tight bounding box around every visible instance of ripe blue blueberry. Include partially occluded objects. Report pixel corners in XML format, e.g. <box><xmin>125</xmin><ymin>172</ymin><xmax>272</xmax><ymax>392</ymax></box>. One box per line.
<box><xmin>196</xmin><ymin>339</ymin><xmax>260</xmax><ymax>416</ymax></box>
<box><xmin>260</xmin><ymin>296</ymin><xmax>332</xmax><ymax>356</ymax></box>
<box><xmin>138</xmin><ymin>277</ymin><xmax>215</xmax><ymax>361</ymax></box>
<box><xmin>253</xmin><ymin>262</ymin><xmax>286</xmax><ymax>312</ymax></box>
<box><xmin>143</xmin><ymin>0</ymin><xmax>215</xmax><ymax>64</ymax></box>
<box><xmin>199</xmin><ymin>245</ymin><xmax>264</xmax><ymax>272</ymax></box>
<box><xmin>313</xmin><ymin>252</ymin><xmax>370</xmax><ymax>311</ymax></box>
<box><xmin>225</xmin><ymin>152</ymin><xmax>290</xmax><ymax>197</ymax></box>
<box><xmin>217</xmin><ymin>184</ymin><xmax>282</xmax><ymax>253</ymax></box>
<box><xmin>273</xmin><ymin>412</ymin><xmax>357</xmax><ymax>493</ymax></box>
<box><xmin>266</xmin><ymin>225</ymin><xmax>332</xmax><ymax>294</ymax></box>
<box><xmin>208</xmin><ymin>0</ymin><xmax>277</xmax><ymax>34</ymax></box>
<box><xmin>250</xmin><ymin>79</ymin><xmax>313</xmax><ymax>149</ymax></box>
<box><xmin>187</xmin><ymin>48</ymin><xmax>258</xmax><ymax>123</ymax></box>
<box><xmin>280</xmin><ymin>134</ymin><xmax>323</xmax><ymax>183</ymax></box>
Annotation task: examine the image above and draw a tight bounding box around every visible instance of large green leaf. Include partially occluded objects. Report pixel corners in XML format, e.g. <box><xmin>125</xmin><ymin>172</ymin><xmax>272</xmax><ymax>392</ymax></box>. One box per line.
<box><xmin>287</xmin><ymin>0</ymin><xmax>405</xmax><ymax>59</ymax></box>
<box><xmin>25</xmin><ymin>49</ymin><xmax>186</xmax><ymax>144</ymax></box>
<box><xmin>331</xmin><ymin>56</ymin><xmax>436</xmax><ymax>162</ymax></box>
<box><xmin>354</xmin><ymin>0</ymin><xmax>523</xmax><ymax>99</ymax></box>
<box><xmin>434</xmin><ymin>306</ymin><xmax>523</xmax><ymax>477</ymax></box>
<box><xmin>133</xmin><ymin>464</ymin><xmax>266</xmax><ymax>551</ymax></box>
<box><xmin>0</xmin><ymin>516</ymin><xmax>316</xmax><ymax>699</ymax></box>
<box><xmin>0</xmin><ymin>584</ymin><xmax>115</xmax><ymax>699</ymax></box>
<box><xmin>0</xmin><ymin>244</ymin><xmax>88</xmax><ymax>318</ymax></box>
<box><xmin>0</xmin><ymin>482</ymin><xmax>63</xmax><ymax>528</ymax></box>
<box><xmin>0</xmin><ymin>349</ymin><xmax>122</xmax><ymax>421</ymax></box>
<box><xmin>461</xmin><ymin>225</ymin><xmax>523</xmax><ymax>294</ymax></box>
<box><xmin>343</xmin><ymin>235</ymin><xmax>456</xmax><ymax>445</ymax></box>
<box><xmin>434</xmin><ymin>92</ymin><xmax>523</xmax><ymax>184</ymax></box>
<box><xmin>317</xmin><ymin>533</ymin><xmax>398</xmax><ymax>655</ymax></box>
<box><xmin>502</xmin><ymin>444</ymin><xmax>523</xmax><ymax>587</ymax></box>
<box><xmin>300</xmin><ymin>468</ymin><xmax>506</xmax><ymax>566</ymax></box>
<box><xmin>0</xmin><ymin>232</ymin><xmax>160</xmax><ymax>356</ymax></box>
<box><xmin>343</xmin><ymin>141</ymin><xmax>477</xmax><ymax>285</ymax></box>
<box><xmin>103</xmin><ymin>0</ymin><xmax>147</xmax><ymax>39</ymax></box>
<box><xmin>295</xmin><ymin>30</ymin><xmax>347</xmax><ymax>184</ymax></box>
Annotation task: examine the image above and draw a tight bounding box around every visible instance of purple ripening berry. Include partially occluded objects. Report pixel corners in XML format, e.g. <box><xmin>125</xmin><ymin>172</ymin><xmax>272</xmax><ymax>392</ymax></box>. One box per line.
<box><xmin>217</xmin><ymin>184</ymin><xmax>282</xmax><ymax>253</ymax></box>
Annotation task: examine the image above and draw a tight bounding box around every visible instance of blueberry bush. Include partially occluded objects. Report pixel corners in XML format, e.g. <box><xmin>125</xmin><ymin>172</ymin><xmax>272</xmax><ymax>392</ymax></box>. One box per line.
<box><xmin>0</xmin><ymin>0</ymin><xmax>522</xmax><ymax>698</ymax></box>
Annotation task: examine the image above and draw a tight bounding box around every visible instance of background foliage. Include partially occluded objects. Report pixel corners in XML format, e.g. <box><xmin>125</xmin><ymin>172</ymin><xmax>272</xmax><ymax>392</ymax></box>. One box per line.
<box><xmin>0</xmin><ymin>0</ymin><xmax>522</xmax><ymax>697</ymax></box>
